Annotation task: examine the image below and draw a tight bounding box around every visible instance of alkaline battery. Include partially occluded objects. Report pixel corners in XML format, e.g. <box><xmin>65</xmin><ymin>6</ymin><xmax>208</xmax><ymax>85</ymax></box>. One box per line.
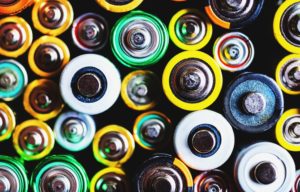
<box><xmin>31</xmin><ymin>155</ymin><xmax>89</xmax><ymax>192</ymax></box>
<box><xmin>54</xmin><ymin>111</ymin><xmax>96</xmax><ymax>152</ymax></box>
<box><xmin>0</xmin><ymin>103</ymin><xmax>15</xmax><ymax>142</ymax></box>
<box><xmin>223</xmin><ymin>73</ymin><xmax>284</xmax><ymax>133</ymax></box>
<box><xmin>204</xmin><ymin>0</ymin><xmax>265</xmax><ymax>29</ymax></box>
<box><xmin>193</xmin><ymin>169</ymin><xmax>233</xmax><ymax>192</ymax></box>
<box><xmin>134</xmin><ymin>153</ymin><xmax>193</xmax><ymax>192</ymax></box>
<box><xmin>234</xmin><ymin>142</ymin><xmax>295</xmax><ymax>192</ymax></box>
<box><xmin>133</xmin><ymin>111</ymin><xmax>171</xmax><ymax>150</ymax></box>
<box><xmin>276</xmin><ymin>108</ymin><xmax>300</xmax><ymax>152</ymax></box>
<box><xmin>169</xmin><ymin>9</ymin><xmax>212</xmax><ymax>51</ymax></box>
<box><xmin>274</xmin><ymin>0</ymin><xmax>300</xmax><ymax>53</ymax></box>
<box><xmin>12</xmin><ymin>119</ymin><xmax>54</xmax><ymax>161</ymax></box>
<box><xmin>213</xmin><ymin>32</ymin><xmax>254</xmax><ymax>72</ymax></box>
<box><xmin>0</xmin><ymin>60</ymin><xmax>28</xmax><ymax>101</ymax></box>
<box><xmin>292</xmin><ymin>170</ymin><xmax>300</xmax><ymax>192</ymax></box>
<box><xmin>96</xmin><ymin>0</ymin><xmax>143</xmax><ymax>13</ymax></box>
<box><xmin>0</xmin><ymin>16</ymin><xmax>32</xmax><ymax>58</ymax></box>
<box><xmin>276</xmin><ymin>54</ymin><xmax>300</xmax><ymax>95</ymax></box>
<box><xmin>28</xmin><ymin>36</ymin><xmax>70</xmax><ymax>77</ymax></box>
<box><xmin>90</xmin><ymin>167</ymin><xmax>130</xmax><ymax>192</ymax></box>
<box><xmin>0</xmin><ymin>155</ymin><xmax>28</xmax><ymax>192</ymax></box>
<box><xmin>162</xmin><ymin>51</ymin><xmax>222</xmax><ymax>111</ymax></box>
<box><xmin>32</xmin><ymin>0</ymin><xmax>73</xmax><ymax>36</ymax></box>
<box><xmin>111</xmin><ymin>10</ymin><xmax>169</xmax><ymax>68</ymax></box>
<box><xmin>72</xmin><ymin>13</ymin><xmax>109</xmax><ymax>52</ymax></box>
<box><xmin>174</xmin><ymin>110</ymin><xmax>234</xmax><ymax>171</ymax></box>
<box><xmin>60</xmin><ymin>54</ymin><xmax>121</xmax><ymax>115</ymax></box>
<box><xmin>0</xmin><ymin>0</ymin><xmax>34</xmax><ymax>15</ymax></box>
<box><xmin>93</xmin><ymin>124</ymin><xmax>135</xmax><ymax>167</ymax></box>
<box><xmin>23</xmin><ymin>79</ymin><xmax>64</xmax><ymax>121</ymax></box>
<box><xmin>121</xmin><ymin>70</ymin><xmax>160</xmax><ymax>111</ymax></box>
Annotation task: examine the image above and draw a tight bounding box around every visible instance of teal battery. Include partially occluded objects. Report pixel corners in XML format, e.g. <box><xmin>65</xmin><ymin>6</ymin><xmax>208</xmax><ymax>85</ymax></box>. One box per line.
<box><xmin>0</xmin><ymin>60</ymin><xmax>28</xmax><ymax>101</ymax></box>
<box><xmin>54</xmin><ymin>111</ymin><xmax>96</xmax><ymax>152</ymax></box>
<box><xmin>30</xmin><ymin>155</ymin><xmax>89</xmax><ymax>192</ymax></box>
<box><xmin>0</xmin><ymin>155</ymin><xmax>28</xmax><ymax>192</ymax></box>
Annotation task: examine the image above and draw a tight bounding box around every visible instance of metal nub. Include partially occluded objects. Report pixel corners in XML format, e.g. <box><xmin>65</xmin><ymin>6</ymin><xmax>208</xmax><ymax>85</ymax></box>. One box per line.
<box><xmin>176</xmin><ymin>13</ymin><xmax>206</xmax><ymax>45</ymax></box>
<box><xmin>281</xmin><ymin>59</ymin><xmax>300</xmax><ymax>91</ymax></box>
<box><xmin>73</xmin><ymin>13</ymin><xmax>108</xmax><ymax>51</ymax></box>
<box><xmin>38</xmin><ymin>1</ymin><xmax>67</xmax><ymax>29</ymax></box>
<box><xmin>19</xmin><ymin>126</ymin><xmax>48</xmax><ymax>154</ymax></box>
<box><xmin>99</xmin><ymin>132</ymin><xmax>129</xmax><ymax>161</ymax></box>
<box><xmin>95</xmin><ymin>173</ymin><xmax>128</xmax><ymax>192</ymax></box>
<box><xmin>195</xmin><ymin>170</ymin><xmax>231</xmax><ymax>192</ymax></box>
<box><xmin>210</xmin><ymin>0</ymin><xmax>257</xmax><ymax>23</ymax></box>
<box><xmin>0</xmin><ymin>168</ymin><xmax>18</xmax><ymax>192</ymax></box>
<box><xmin>34</xmin><ymin>43</ymin><xmax>64</xmax><ymax>72</ymax></box>
<box><xmin>0</xmin><ymin>110</ymin><xmax>9</xmax><ymax>136</ymax></box>
<box><xmin>281</xmin><ymin>3</ymin><xmax>300</xmax><ymax>46</ymax></box>
<box><xmin>170</xmin><ymin>59</ymin><xmax>214</xmax><ymax>102</ymax></box>
<box><xmin>141</xmin><ymin>119</ymin><xmax>165</xmax><ymax>144</ymax></box>
<box><xmin>121</xmin><ymin>20</ymin><xmax>159</xmax><ymax>58</ymax></box>
<box><xmin>40</xmin><ymin>167</ymin><xmax>78</xmax><ymax>192</ymax></box>
<box><xmin>77</xmin><ymin>73</ymin><xmax>102</xmax><ymax>98</ymax></box>
<box><xmin>29</xmin><ymin>87</ymin><xmax>54</xmax><ymax>114</ymax></box>
<box><xmin>62</xmin><ymin>118</ymin><xmax>87</xmax><ymax>143</ymax></box>
<box><xmin>143</xmin><ymin>166</ymin><xmax>183</xmax><ymax>192</ymax></box>
<box><xmin>242</xmin><ymin>92</ymin><xmax>266</xmax><ymax>115</ymax></box>
<box><xmin>190</xmin><ymin>129</ymin><xmax>216</xmax><ymax>154</ymax></box>
<box><xmin>127</xmin><ymin>72</ymin><xmax>156</xmax><ymax>105</ymax></box>
<box><xmin>0</xmin><ymin>23</ymin><xmax>25</xmax><ymax>51</ymax></box>
<box><xmin>283</xmin><ymin>116</ymin><xmax>300</xmax><ymax>144</ymax></box>
<box><xmin>252</xmin><ymin>162</ymin><xmax>277</xmax><ymax>185</ymax></box>
<box><xmin>0</xmin><ymin>72</ymin><xmax>16</xmax><ymax>90</ymax></box>
<box><xmin>217</xmin><ymin>33</ymin><xmax>253</xmax><ymax>68</ymax></box>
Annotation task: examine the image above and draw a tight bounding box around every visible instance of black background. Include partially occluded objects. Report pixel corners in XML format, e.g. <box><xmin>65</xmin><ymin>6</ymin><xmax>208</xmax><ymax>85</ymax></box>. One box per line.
<box><xmin>1</xmin><ymin>0</ymin><xmax>300</xmax><ymax>190</ymax></box>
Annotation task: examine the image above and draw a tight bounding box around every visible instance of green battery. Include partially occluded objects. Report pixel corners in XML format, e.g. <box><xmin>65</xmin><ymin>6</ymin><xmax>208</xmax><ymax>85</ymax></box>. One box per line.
<box><xmin>30</xmin><ymin>155</ymin><xmax>89</xmax><ymax>192</ymax></box>
<box><xmin>0</xmin><ymin>155</ymin><xmax>28</xmax><ymax>192</ymax></box>
<box><xmin>111</xmin><ymin>10</ymin><xmax>169</xmax><ymax>68</ymax></box>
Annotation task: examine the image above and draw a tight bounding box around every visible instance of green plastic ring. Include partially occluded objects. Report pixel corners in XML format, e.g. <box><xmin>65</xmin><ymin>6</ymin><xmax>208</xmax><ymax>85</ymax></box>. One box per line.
<box><xmin>0</xmin><ymin>155</ymin><xmax>28</xmax><ymax>192</ymax></box>
<box><xmin>31</xmin><ymin>155</ymin><xmax>89</xmax><ymax>192</ymax></box>
<box><xmin>111</xmin><ymin>10</ymin><xmax>169</xmax><ymax>68</ymax></box>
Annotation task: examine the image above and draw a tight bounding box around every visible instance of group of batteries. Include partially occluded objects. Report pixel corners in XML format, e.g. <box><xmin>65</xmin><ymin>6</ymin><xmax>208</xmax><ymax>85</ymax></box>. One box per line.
<box><xmin>1</xmin><ymin>0</ymin><xmax>300</xmax><ymax>192</ymax></box>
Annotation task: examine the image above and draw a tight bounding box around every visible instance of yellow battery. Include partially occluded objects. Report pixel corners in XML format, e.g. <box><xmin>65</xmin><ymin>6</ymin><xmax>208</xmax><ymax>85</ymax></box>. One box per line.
<box><xmin>275</xmin><ymin>54</ymin><xmax>300</xmax><ymax>95</ymax></box>
<box><xmin>32</xmin><ymin>0</ymin><xmax>74</xmax><ymax>36</ymax></box>
<box><xmin>12</xmin><ymin>119</ymin><xmax>54</xmax><ymax>161</ymax></box>
<box><xmin>173</xmin><ymin>158</ymin><xmax>193</xmax><ymax>188</ymax></box>
<box><xmin>276</xmin><ymin>108</ymin><xmax>300</xmax><ymax>152</ymax></box>
<box><xmin>162</xmin><ymin>51</ymin><xmax>223</xmax><ymax>111</ymax></box>
<box><xmin>0</xmin><ymin>103</ymin><xmax>16</xmax><ymax>142</ymax></box>
<box><xmin>121</xmin><ymin>70</ymin><xmax>158</xmax><ymax>111</ymax></box>
<box><xmin>93</xmin><ymin>124</ymin><xmax>135</xmax><ymax>167</ymax></box>
<box><xmin>0</xmin><ymin>0</ymin><xmax>35</xmax><ymax>15</ymax></box>
<box><xmin>0</xmin><ymin>16</ymin><xmax>33</xmax><ymax>58</ymax></box>
<box><xmin>28</xmin><ymin>36</ymin><xmax>70</xmax><ymax>77</ymax></box>
<box><xmin>96</xmin><ymin>0</ymin><xmax>143</xmax><ymax>13</ymax></box>
<box><xmin>169</xmin><ymin>9</ymin><xmax>212</xmax><ymax>50</ymax></box>
<box><xmin>274</xmin><ymin>0</ymin><xmax>300</xmax><ymax>53</ymax></box>
<box><xmin>23</xmin><ymin>79</ymin><xmax>64</xmax><ymax>121</ymax></box>
<box><xmin>90</xmin><ymin>167</ymin><xmax>127</xmax><ymax>192</ymax></box>
<box><xmin>133</xmin><ymin>111</ymin><xmax>171</xmax><ymax>150</ymax></box>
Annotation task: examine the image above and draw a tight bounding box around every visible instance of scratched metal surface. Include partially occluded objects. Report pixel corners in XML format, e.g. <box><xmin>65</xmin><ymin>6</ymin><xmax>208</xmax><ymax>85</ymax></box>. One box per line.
<box><xmin>0</xmin><ymin>0</ymin><xmax>299</xmax><ymax>189</ymax></box>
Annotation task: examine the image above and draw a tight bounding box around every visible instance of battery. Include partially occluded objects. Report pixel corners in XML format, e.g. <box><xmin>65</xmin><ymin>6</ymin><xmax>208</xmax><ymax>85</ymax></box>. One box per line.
<box><xmin>111</xmin><ymin>10</ymin><xmax>169</xmax><ymax>68</ymax></box>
